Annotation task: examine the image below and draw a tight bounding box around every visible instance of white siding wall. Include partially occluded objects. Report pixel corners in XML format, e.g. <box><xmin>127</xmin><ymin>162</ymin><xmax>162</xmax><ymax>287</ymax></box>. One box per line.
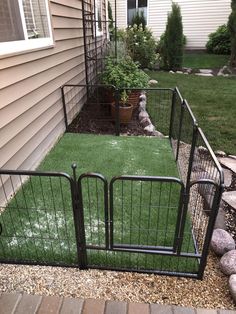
<box><xmin>110</xmin><ymin>0</ymin><xmax>231</xmax><ymax>49</ymax></box>
<box><xmin>110</xmin><ymin>0</ymin><xmax>127</xmax><ymax>29</ymax></box>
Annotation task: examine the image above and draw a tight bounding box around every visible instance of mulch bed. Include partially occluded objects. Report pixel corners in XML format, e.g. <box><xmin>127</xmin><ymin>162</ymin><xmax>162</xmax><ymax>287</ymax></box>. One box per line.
<box><xmin>67</xmin><ymin>102</ymin><xmax>146</xmax><ymax>136</ymax></box>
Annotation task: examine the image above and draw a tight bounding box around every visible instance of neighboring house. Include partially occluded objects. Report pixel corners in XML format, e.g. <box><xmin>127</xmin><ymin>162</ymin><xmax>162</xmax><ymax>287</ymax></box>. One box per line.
<box><xmin>110</xmin><ymin>0</ymin><xmax>231</xmax><ymax>49</ymax></box>
<box><xmin>0</xmin><ymin>0</ymin><xmax>108</xmax><ymax>174</ymax></box>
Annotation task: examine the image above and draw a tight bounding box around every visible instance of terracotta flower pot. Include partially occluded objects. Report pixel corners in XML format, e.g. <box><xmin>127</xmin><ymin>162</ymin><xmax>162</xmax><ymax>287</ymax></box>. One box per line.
<box><xmin>111</xmin><ymin>102</ymin><xmax>133</xmax><ymax>124</ymax></box>
<box><xmin>128</xmin><ymin>90</ymin><xmax>140</xmax><ymax>108</ymax></box>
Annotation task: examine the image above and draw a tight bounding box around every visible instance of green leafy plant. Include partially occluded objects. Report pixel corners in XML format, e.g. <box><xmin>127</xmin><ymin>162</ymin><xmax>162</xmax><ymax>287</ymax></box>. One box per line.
<box><xmin>161</xmin><ymin>2</ymin><xmax>184</xmax><ymax>70</ymax></box>
<box><xmin>131</xmin><ymin>10</ymin><xmax>146</xmax><ymax>30</ymax></box>
<box><xmin>206</xmin><ymin>24</ymin><xmax>231</xmax><ymax>55</ymax></box>
<box><xmin>125</xmin><ymin>25</ymin><xmax>157</xmax><ymax>68</ymax></box>
<box><xmin>228</xmin><ymin>0</ymin><xmax>236</xmax><ymax>66</ymax></box>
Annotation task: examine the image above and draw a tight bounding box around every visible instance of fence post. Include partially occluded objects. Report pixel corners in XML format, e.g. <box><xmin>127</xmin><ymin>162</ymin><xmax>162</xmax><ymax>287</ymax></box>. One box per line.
<box><xmin>61</xmin><ymin>86</ymin><xmax>68</xmax><ymax>132</ymax></box>
<box><xmin>197</xmin><ymin>184</ymin><xmax>224</xmax><ymax>279</ymax></box>
<box><xmin>176</xmin><ymin>100</ymin><xmax>185</xmax><ymax>162</ymax></box>
<box><xmin>186</xmin><ymin>123</ymin><xmax>199</xmax><ymax>189</ymax></box>
<box><xmin>71</xmin><ymin>164</ymin><xmax>87</xmax><ymax>269</ymax></box>
<box><xmin>115</xmin><ymin>88</ymin><xmax>120</xmax><ymax>136</ymax></box>
<box><xmin>169</xmin><ymin>88</ymin><xmax>176</xmax><ymax>140</ymax></box>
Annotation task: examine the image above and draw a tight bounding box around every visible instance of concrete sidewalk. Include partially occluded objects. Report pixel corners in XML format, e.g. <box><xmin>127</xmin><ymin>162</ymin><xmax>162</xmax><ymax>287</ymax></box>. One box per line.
<box><xmin>0</xmin><ymin>292</ymin><xmax>235</xmax><ymax>314</ymax></box>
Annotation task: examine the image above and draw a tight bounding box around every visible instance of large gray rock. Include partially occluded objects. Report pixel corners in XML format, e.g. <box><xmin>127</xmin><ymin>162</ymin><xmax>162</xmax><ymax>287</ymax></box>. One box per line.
<box><xmin>218</xmin><ymin>157</ymin><xmax>236</xmax><ymax>174</ymax></box>
<box><xmin>214</xmin><ymin>206</ymin><xmax>226</xmax><ymax>230</ymax></box>
<box><xmin>140</xmin><ymin>117</ymin><xmax>151</xmax><ymax>127</ymax></box>
<box><xmin>199</xmin><ymin>69</ymin><xmax>213</xmax><ymax>74</ymax></box>
<box><xmin>223</xmin><ymin>168</ymin><xmax>232</xmax><ymax>188</ymax></box>
<box><xmin>222</xmin><ymin>191</ymin><xmax>236</xmax><ymax>211</ymax></box>
<box><xmin>144</xmin><ymin>124</ymin><xmax>155</xmax><ymax>133</ymax></box>
<box><xmin>139</xmin><ymin>110</ymin><xmax>149</xmax><ymax>121</ymax></box>
<box><xmin>229</xmin><ymin>274</ymin><xmax>236</xmax><ymax>302</ymax></box>
<box><xmin>210</xmin><ymin>229</ymin><xmax>235</xmax><ymax>256</ymax></box>
<box><xmin>220</xmin><ymin>250</ymin><xmax>236</xmax><ymax>275</ymax></box>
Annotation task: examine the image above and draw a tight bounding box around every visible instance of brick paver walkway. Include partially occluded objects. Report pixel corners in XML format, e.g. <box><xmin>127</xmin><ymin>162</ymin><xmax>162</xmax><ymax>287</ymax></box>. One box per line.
<box><xmin>0</xmin><ymin>292</ymin><xmax>235</xmax><ymax>314</ymax></box>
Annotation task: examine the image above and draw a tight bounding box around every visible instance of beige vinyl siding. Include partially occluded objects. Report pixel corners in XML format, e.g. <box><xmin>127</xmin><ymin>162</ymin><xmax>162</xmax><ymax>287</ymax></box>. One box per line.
<box><xmin>0</xmin><ymin>0</ymin><xmax>87</xmax><ymax>174</ymax></box>
<box><xmin>110</xmin><ymin>0</ymin><xmax>231</xmax><ymax>49</ymax></box>
<box><xmin>110</xmin><ymin>0</ymin><xmax>127</xmax><ymax>29</ymax></box>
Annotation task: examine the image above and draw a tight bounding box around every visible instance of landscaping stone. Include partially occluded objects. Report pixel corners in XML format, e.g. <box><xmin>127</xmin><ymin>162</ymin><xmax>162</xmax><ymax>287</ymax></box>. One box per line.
<box><xmin>153</xmin><ymin>130</ymin><xmax>164</xmax><ymax>138</ymax></box>
<box><xmin>210</xmin><ymin>229</ymin><xmax>235</xmax><ymax>256</ymax></box>
<box><xmin>139</xmin><ymin>100</ymin><xmax>146</xmax><ymax>112</ymax></box>
<box><xmin>149</xmin><ymin>79</ymin><xmax>158</xmax><ymax>85</ymax></box>
<box><xmin>199</xmin><ymin>69</ymin><xmax>213</xmax><ymax>74</ymax></box>
<box><xmin>214</xmin><ymin>206</ymin><xmax>226</xmax><ymax>230</ymax></box>
<box><xmin>223</xmin><ymin>168</ymin><xmax>233</xmax><ymax>188</ymax></box>
<box><xmin>169</xmin><ymin>70</ymin><xmax>175</xmax><ymax>74</ymax></box>
<box><xmin>195</xmin><ymin>73</ymin><xmax>214</xmax><ymax>77</ymax></box>
<box><xmin>139</xmin><ymin>93</ymin><xmax>147</xmax><ymax>102</ymax></box>
<box><xmin>144</xmin><ymin>124</ymin><xmax>155</xmax><ymax>133</ymax></box>
<box><xmin>140</xmin><ymin>117</ymin><xmax>152</xmax><ymax>128</ymax></box>
<box><xmin>229</xmin><ymin>274</ymin><xmax>236</xmax><ymax>303</ymax></box>
<box><xmin>139</xmin><ymin>111</ymin><xmax>149</xmax><ymax>121</ymax></box>
<box><xmin>218</xmin><ymin>157</ymin><xmax>236</xmax><ymax>174</ymax></box>
<box><xmin>220</xmin><ymin>250</ymin><xmax>236</xmax><ymax>275</ymax></box>
<box><xmin>222</xmin><ymin>191</ymin><xmax>236</xmax><ymax>211</ymax></box>
<box><xmin>215</xmin><ymin>150</ymin><xmax>226</xmax><ymax>157</ymax></box>
<box><xmin>176</xmin><ymin>71</ymin><xmax>183</xmax><ymax>74</ymax></box>
<box><xmin>228</xmin><ymin>155</ymin><xmax>236</xmax><ymax>160</ymax></box>
<box><xmin>183</xmin><ymin>67</ymin><xmax>192</xmax><ymax>74</ymax></box>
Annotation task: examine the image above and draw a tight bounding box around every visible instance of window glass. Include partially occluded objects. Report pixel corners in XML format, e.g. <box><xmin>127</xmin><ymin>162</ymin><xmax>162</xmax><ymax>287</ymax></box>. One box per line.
<box><xmin>128</xmin><ymin>0</ymin><xmax>136</xmax><ymax>9</ymax></box>
<box><xmin>138</xmin><ymin>0</ymin><xmax>147</xmax><ymax>8</ymax></box>
<box><xmin>0</xmin><ymin>0</ymin><xmax>53</xmax><ymax>56</ymax></box>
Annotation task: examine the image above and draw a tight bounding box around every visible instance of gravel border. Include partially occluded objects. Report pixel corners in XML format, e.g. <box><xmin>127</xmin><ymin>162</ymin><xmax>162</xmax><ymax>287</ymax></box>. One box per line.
<box><xmin>0</xmin><ymin>251</ymin><xmax>235</xmax><ymax>309</ymax></box>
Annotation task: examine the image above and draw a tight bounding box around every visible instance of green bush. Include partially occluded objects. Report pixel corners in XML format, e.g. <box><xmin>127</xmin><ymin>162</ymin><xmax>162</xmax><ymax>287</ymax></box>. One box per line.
<box><xmin>161</xmin><ymin>2</ymin><xmax>184</xmax><ymax>70</ymax></box>
<box><xmin>125</xmin><ymin>25</ymin><xmax>157</xmax><ymax>68</ymax></box>
<box><xmin>228</xmin><ymin>0</ymin><xmax>236</xmax><ymax>66</ymax></box>
<box><xmin>131</xmin><ymin>11</ymin><xmax>146</xmax><ymax>30</ymax></box>
<box><xmin>206</xmin><ymin>24</ymin><xmax>231</xmax><ymax>54</ymax></box>
<box><xmin>100</xmin><ymin>56</ymin><xmax>149</xmax><ymax>89</ymax></box>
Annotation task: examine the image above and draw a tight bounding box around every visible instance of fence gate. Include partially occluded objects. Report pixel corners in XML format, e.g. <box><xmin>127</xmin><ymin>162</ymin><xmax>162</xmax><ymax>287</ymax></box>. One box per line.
<box><xmin>78</xmin><ymin>173</ymin><xmax>190</xmax><ymax>270</ymax></box>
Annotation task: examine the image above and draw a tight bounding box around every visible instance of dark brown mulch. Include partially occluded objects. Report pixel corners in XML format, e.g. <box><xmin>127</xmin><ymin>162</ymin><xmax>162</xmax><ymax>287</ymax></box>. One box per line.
<box><xmin>67</xmin><ymin>102</ymin><xmax>146</xmax><ymax>136</ymax></box>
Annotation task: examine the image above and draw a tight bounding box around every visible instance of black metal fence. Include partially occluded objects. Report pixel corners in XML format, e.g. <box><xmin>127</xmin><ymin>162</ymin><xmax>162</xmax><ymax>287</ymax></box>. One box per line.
<box><xmin>0</xmin><ymin>86</ymin><xmax>223</xmax><ymax>279</ymax></box>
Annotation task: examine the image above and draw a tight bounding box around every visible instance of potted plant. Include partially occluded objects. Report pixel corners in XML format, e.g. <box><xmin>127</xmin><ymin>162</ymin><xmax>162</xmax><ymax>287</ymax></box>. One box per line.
<box><xmin>111</xmin><ymin>90</ymin><xmax>133</xmax><ymax>124</ymax></box>
<box><xmin>100</xmin><ymin>56</ymin><xmax>149</xmax><ymax>122</ymax></box>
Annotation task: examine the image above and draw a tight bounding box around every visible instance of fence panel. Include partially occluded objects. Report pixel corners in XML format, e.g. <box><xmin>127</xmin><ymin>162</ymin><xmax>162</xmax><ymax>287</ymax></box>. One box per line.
<box><xmin>0</xmin><ymin>170</ymin><xmax>78</xmax><ymax>267</ymax></box>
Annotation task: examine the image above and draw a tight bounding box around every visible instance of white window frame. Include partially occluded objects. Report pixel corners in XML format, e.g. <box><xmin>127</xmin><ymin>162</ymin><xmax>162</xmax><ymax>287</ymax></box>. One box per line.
<box><xmin>95</xmin><ymin>0</ymin><xmax>103</xmax><ymax>37</ymax></box>
<box><xmin>0</xmin><ymin>0</ymin><xmax>53</xmax><ymax>57</ymax></box>
<box><xmin>127</xmin><ymin>0</ymin><xmax>149</xmax><ymax>26</ymax></box>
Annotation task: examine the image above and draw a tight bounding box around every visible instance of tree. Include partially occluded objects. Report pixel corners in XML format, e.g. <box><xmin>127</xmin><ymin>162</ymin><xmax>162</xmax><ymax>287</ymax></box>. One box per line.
<box><xmin>228</xmin><ymin>0</ymin><xmax>236</xmax><ymax>66</ymax></box>
<box><xmin>163</xmin><ymin>2</ymin><xmax>184</xmax><ymax>70</ymax></box>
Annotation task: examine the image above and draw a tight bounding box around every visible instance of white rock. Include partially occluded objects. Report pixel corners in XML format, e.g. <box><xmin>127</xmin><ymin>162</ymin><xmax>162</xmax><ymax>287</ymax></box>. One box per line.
<box><xmin>199</xmin><ymin>69</ymin><xmax>213</xmax><ymax>74</ymax></box>
<box><xmin>139</xmin><ymin>100</ymin><xmax>146</xmax><ymax>112</ymax></box>
<box><xmin>223</xmin><ymin>168</ymin><xmax>232</xmax><ymax>188</ymax></box>
<box><xmin>144</xmin><ymin>124</ymin><xmax>155</xmax><ymax>133</ymax></box>
<box><xmin>229</xmin><ymin>274</ymin><xmax>236</xmax><ymax>302</ymax></box>
<box><xmin>195</xmin><ymin>73</ymin><xmax>214</xmax><ymax>77</ymax></box>
<box><xmin>153</xmin><ymin>130</ymin><xmax>164</xmax><ymax>138</ymax></box>
<box><xmin>149</xmin><ymin>79</ymin><xmax>158</xmax><ymax>85</ymax></box>
<box><xmin>139</xmin><ymin>93</ymin><xmax>147</xmax><ymax>102</ymax></box>
<box><xmin>215</xmin><ymin>150</ymin><xmax>226</xmax><ymax>157</ymax></box>
<box><xmin>176</xmin><ymin>71</ymin><xmax>183</xmax><ymax>74</ymax></box>
<box><xmin>140</xmin><ymin>117</ymin><xmax>152</xmax><ymax>127</ymax></box>
<box><xmin>218</xmin><ymin>157</ymin><xmax>236</xmax><ymax>173</ymax></box>
<box><xmin>222</xmin><ymin>191</ymin><xmax>236</xmax><ymax>210</ymax></box>
<box><xmin>139</xmin><ymin>111</ymin><xmax>149</xmax><ymax>121</ymax></box>
<box><xmin>169</xmin><ymin>70</ymin><xmax>175</xmax><ymax>74</ymax></box>
<box><xmin>210</xmin><ymin>229</ymin><xmax>235</xmax><ymax>256</ymax></box>
<box><xmin>220</xmin><ymin>250</ymin><xmax>236</xmax><ymax>275</ymax></box>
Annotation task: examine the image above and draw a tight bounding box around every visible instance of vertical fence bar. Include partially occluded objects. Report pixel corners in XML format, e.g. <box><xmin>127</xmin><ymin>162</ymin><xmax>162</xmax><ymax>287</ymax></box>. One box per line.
<box><xmin>115</xmin><ymin>88</ymin><xmax>120</xmax><ymax>136</ymax></box>
<box><xmin>197</xmin><ymin>183</ymin><xmax>224</xmax><ymax>279</ymax></box>
<box><xmin>176</xmin><ymin>101</ymin><xmax>185</xmax><ymax>162</ymax></box>
<box><xmin>71</xmin><ymin>164</ymin><xmax>87</xmax><ymax>269</ymax></box>
<box><xmin>169</xmin><ymin>88</ymin><xmax>176</xmax><ymax>140</ymax></box>
<box><xmin>61</xmin><ymin>86</ymin><xmax>68</xmax><ymax>132</ymax></box>
<box><xmin>186</xmin><ymin>124</ymin><xmax>199</xmax><ymax>189</ymax></box>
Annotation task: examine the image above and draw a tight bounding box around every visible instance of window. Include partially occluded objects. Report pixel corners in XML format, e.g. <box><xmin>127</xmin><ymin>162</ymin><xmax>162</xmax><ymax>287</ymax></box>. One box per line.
<box><xmin>127</xmin><ymin>0</ymin><xmax>147</xmax><ymax>25</ymax></box>
<box><xmin>0</xmin><ymin>0</ymin><xmax>53</xmax><ymax>56</ymax></box>
<box><xmin>95</xmin><ymin>0</ymin><xmax>102</xmax><ymax>36</ymax></box>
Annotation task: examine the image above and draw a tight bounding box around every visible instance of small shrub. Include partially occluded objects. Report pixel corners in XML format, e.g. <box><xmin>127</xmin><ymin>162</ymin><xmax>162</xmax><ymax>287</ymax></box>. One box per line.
<box><xmin>161</xmin><ymin>2</ymin><xmax>184</xmax><ymax>70</ymax></box>
<box><xmin>228</xmin><ymin>0</ymin><xmax>236</xmax><ymax>66</ymax></box>
<box><xmin>206</xmin><ymin>24</ymin><xmax>231</xmax><ymax>55</ymax></box>
<box><xmin>125</xmin><ymin>25</ymin><xmax>157</xmax><ymax>68</ymax></box>
<box><xmin>131</xmin><ymin>11</ymin><xmax>146</xmax><ymax>30</ymax></box>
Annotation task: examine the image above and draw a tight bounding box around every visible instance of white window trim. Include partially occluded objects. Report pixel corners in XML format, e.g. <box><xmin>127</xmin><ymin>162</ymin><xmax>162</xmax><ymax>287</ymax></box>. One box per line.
<box><xmin>0</xmin><ymin>0</ymin><xmax>53</xmax><ymax>57</ymax></box>
<box><xmin>127</xmin><ymin>0</ymin><xmax>149</xmax><ymax>27</ymax></box>
<box><xmin>95</xmin><ymin>0</ymin><xmax>103</xmax><ymax>37</ymax></box>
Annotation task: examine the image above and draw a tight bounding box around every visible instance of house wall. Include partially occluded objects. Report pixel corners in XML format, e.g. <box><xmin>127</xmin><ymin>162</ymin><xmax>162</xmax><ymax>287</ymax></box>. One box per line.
<box><xmin>110</xmin><ymin>0</ymin><xmax>231</xmax><ymax>49</ymax></box>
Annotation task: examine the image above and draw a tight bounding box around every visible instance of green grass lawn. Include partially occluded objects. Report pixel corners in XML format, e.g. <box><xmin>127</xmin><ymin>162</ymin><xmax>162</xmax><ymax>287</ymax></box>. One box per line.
<box><xmin>147</xmin><ymin>71</ymin><xmax>236</xmax><ymax>154</ymax></box>
<box><xmin>0</xmin><ymin>134</ymin><xmax>198</xmax><ymax>274</ymax></box>
<box><xmin>183</xmin><ymin>53</ymin><xmax>229</xmax><ymax>69</ymax></box>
